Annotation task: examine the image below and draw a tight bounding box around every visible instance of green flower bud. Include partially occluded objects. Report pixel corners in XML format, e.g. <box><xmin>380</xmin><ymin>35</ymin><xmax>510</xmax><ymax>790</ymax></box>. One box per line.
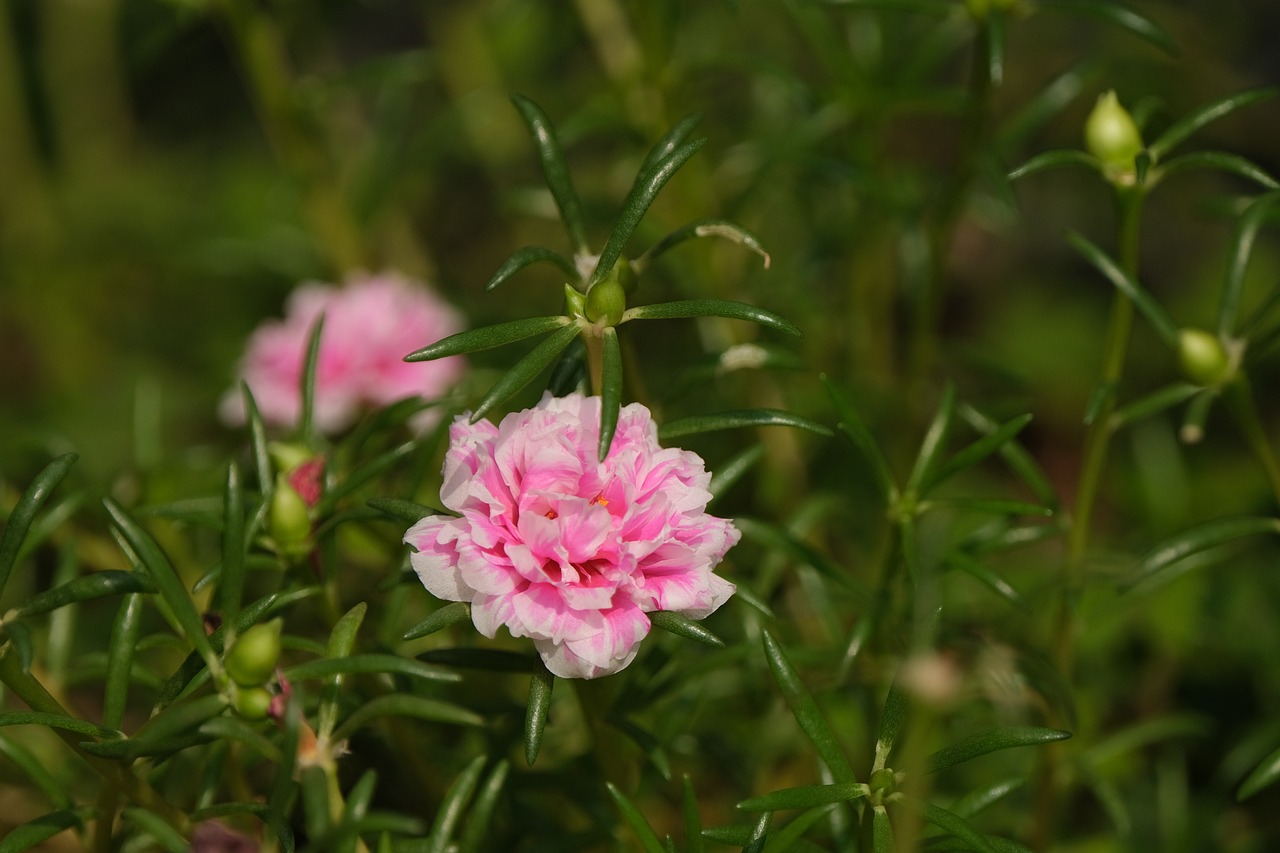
<box><xmin>1085</xmin><ymin>91</ymin><xmax>1144</xmax><ymax>174</ymax></box>
<box><xmin>586</xmin><ymin>278</ymin><xmax>627</xmax><ymax>327</ymax></box>
<box><xmin>234</xmin><ymin>685</ymin><xmax>274</xmax><ymax>720</ymax></box>
<box><xmin>270</xmin><ymin>472</ymin><xmax>311</xmax><ymax>559</ymax></box>
<box><xmin>1178</xmin><ymin>328</ymin><xmax>1234</xmax><ymax>387</ymax></box>
<box><xmin>269</xmin><ymin>441</ymin><xmax>314</xmax><ymax>474</ymax></box>
<box><xmin>869</xmin><ymin>767</ymin><xmax>897</xmax><ymax>803</ymax></box>
<box><xmin>226</xmin><ymin>618</ymin><xmax>283</xmax><ymax>687</ymax></box>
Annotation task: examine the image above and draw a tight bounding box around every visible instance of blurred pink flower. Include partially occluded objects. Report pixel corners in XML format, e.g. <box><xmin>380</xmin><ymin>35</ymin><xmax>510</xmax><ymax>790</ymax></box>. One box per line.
<box><xmin>405</xmin><ymin>393</ymin><xmax>738</xmax><ymax>679</ymax></box>
<box><xmin>221</xmin><ymin>272</ymin><xmax>466</xmax><ymax>434</ymax></box>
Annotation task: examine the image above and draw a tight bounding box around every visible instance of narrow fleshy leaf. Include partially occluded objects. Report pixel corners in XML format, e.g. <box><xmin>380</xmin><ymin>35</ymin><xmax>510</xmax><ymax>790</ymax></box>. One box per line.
<box><xmin>1219</xmin><ymin>190</ymin><xmax>1280</xmax><ymax>337</ymax></box>
<box><xmin>737</xmin><ymin>782</ymin><xmax>868</xmax><ymax>811</ymax></box>
<box><xmin>909</xmin><ymin>800</ymin><xmax>998</xmax><ymax>853</ymax></box>
<box><xmin>639</xmin><ymin>112</ymin><xmax>702</xmax><ymax>175</ymax></box>
<box><xmin>951</xmin><ymin>776</ymin><xmax>1026</xmax><ymax>818</ymax></box>
<box><xmin>944</xmin><ymin>552</ymin><xmax>1030</xmax><ymax>610</ymax></box>
<box><xmin>682</xmin><ymin>775</ymin><xmax>705</xmax><ymax>853</ymax></box>
<box><xmin>198</xmin><ymin>716</ymin><xmax>283</xmax><ymax>762</ymax></box>
<box><xmin>486</xmin><ymin>245</ymin><xmax>579</xmax><ymax>291</ymax></box>
<box><xmin>659</xmin><ymin>409</ymin><xmax>833</xmax><ymax>441</ymax></box>
<box><xmin>649</xmin><ymin>610</ymin><xmax>725</xmax><ymax>647</ymax></box>
<box><xmin>1000</xmin><ymin>61</ymin><xmax>1099</xmax><ymax>149</ymax></box>
<box><xmin>622</xmin><ymin>298</ymin><xmax>801</xmax><ymax>336</ymax></box>
<box><xmin>1007</xmin><ymin>149</ymin><xmax>1100</xmax><ymax>182</ymax></box>
<box><xmin>403</xmin><ymin>602</ymin><xmax>472</xmax><ymax>640</ymax></box>
<box><xmin>1110</xmin><ymin>383</ymin><xmax>1201</xmax><ymax>430</ymax></box>
<box><xmin>3</xmin><ymin>620</ymin><xmax>34</xmax><ymax>673</ymax></box>
<box><xmin>1041</xmin><ymin>1</ymin><xmax>1178</xmax><ymax>57</ymax></box>
<box><xmin>315</xmin><ymin>442</ymin><xmax>417</xmax><ymax>516</ymax></box>
<box><xmin>591</xmin><ymin>138</ymin><xmax>707</xmax><ymax>288</ymax></box>
<box><xmin>606</xmin><ymin>782</ymin><xmax>668</xmax><ymax>853</ymax></box>
<box><xmin>985</xmin><ymin>9</ymin><xmax>1006</xmax><ymax>86</ymax></box>
<box><xmin>469</xmin><ymin>323</ymin><xmax>583</xmax><ymax>424</ymax></box>
<box><xmin>1080</xmin><ymin>713</ymin><xmax>1212</xmax><ymax>769</ymax></box>
<box><xmin>636</xmin><ymin>218</ymin><xmax>771</xmax><ymax>270</ymax></box>
<box><xmin>368</xmin><ymin>497</ymin><xmax>447</xmax><ymax>524</ymax></box>
<box><xmin>416</xmin><ymin>648</ymin><xmax>537</xmax><ymax>671</ymax></box>
<box><xmin>118</xmin><ymin>694</ymin><xmax>228</xmax><ymax>751</ymax></box>
<box><xmin>708</xmin><ymin>444</ymin><xmax>766</xmax><ymax>506</ymax></box>
<box><xmin>875</xmin><ymin>682</ymin><xmax>908</xmax><ymax>769</ymax></box>
<box><xmin>458</xmin><ymin>759</ymin><xmax>511</xmax><ymax>853</ymax></box>
<box><xmin>761</xmin><ymin>630</ymin><xmax>857</xmax><ymax>783</ymax></box>
<box><xmin>0</xmin><ymin>453</ymin><xmax>78</xmax><ymax>600</ymax></box>
<box><xmin>220</xmin><ymin>462</ymin><xmax>246</xmax><ymax>631</ymax></box>
<box><xmin>922</xmin><ymin>413</ymin><xmax>1032</xmax><ymax>494</ymax></box>
<box><xmin>103</xmin><ymin>593</ymin><xmax>145</xmax><ymax>730</ymax></box>
<box><xmin>905</xmin><ymin>384</ymin><xmax>956</xmax><ymax>497</ymax></box>
<box><xmin>547</xmin><ymin>336</ymin><xmax>588</xmax><ymax>396</ymax></box>
<box><xmin>0</xmin><ymin>711</ymin><xmax>118</xmax><ymax>741</ymax></box>
<box><xmin>1122</xmin><ymin>516</ymin><xmax>1280</xmax><ymax>591</ymax></box>
<box><xmin>745</xmin><ymin>813</ymin><xmax>772</xmax><ymax>853</ymax></box>
<box><xmin>511</xmin><ymin>95</ymin><xmax>589</xmax><ymax>253</ymax></box>
<box><xmin>761</xmin><ymin>805</ymin><xmax>836</xmax><ymax>853</ymax></box>
<box><xmin>925</xmin><ymin>726</ymin><xmax>1072</xmax><ymax>774</ymax></box>
<box><xmin>405</xmin><ymin>316</ymin><xmax>570</xmax><ymax>362</ymax></box>
<box><xmin>598</xmin><ymin>327</ymin><xmax>623</xmax><ymax>461</ymax></box>
<box><xmin>318</xmin><ymin>602</ymin><xmax>366</xmax><ymax>738</ymax></box>
<box><xmin>240</xmin><ymin>383</ymin><xmax>273</xmax><ymax>496</ymax></box>
<box><xmin>1238</xmin><ymin>744</ymin><xmax>1280</xmax><ymax>801</ymax></box>
<box><xmin>735</xmin><ymin>518</ymin><xmax>869</xmax><ymax>598</ymax></box>
<box><xmin>1161</xmin><ymin>151</ymin><xmax>1280</xmax><ymax>191</ymax></box>
<box><xmin>1149</xmin><ymin>87</ymin><xmax>1278</xmax><ymax>161</ymax></box>
<box><xmin>957</xmin><ymin>404</ymin><xmax>1056</xmax><ymax>508</ymax></box>
<box><xmin>426</xmin><ymin>754</ymin><xmax>488</xmax><ymax>853</ymax></box>
<box><xmin>701</xmin><ymin>825</ymin><xmax>754</xmax><ymax>845</ymax></box>
<box><xmin>103</xmin><ymin>498</ymin><xmax>215</xmax><ymax>665</ymax></box>
<box><xmin>0</xmin><ymin>810</ymin><xmax>85</xmax><ymax>853</ymax></box>
<box><xmin>524</xmin><ymin>660</ymin><xmax>554</xmax><ymax>766</ymax></box>
<box><xmin>283</xmin><ymin>653</ymin><xmax>459</xmax><ymax>683</ymax></box>
<box><xmin>1068</xmin><ymin>230</ymin><xmax>1178</xmax><ymax>346</ymax></box>
<box><xmin>823</xmin><ymin>375</ymin><xmax>896</xmax><ymax>501</ymax></box>
<box><xmin>873</xmin><ymin>805</ymin><xmax>894</xmax><ymax>853</ymax></box>
<box><xmin>330</xmin><ymin>694</ymin><xmax>484</xmax><ymax>741</ymax></box>
<box><xmin>6</xmin><ymin>571</ymin><xmax>154</xmax><ymax>620</ymax></box>
<box><xmin>299</xmin><ymin>313</ymin><xmax>325</xmax><ymax>443</ymax></box>
<box><xmin>612</xmin><ymin>717</ymin><xmax>672</xmax><ymax>780</ymax></box>
<box><xmin>967</xmin><ymin>522</ymin><xmax>1063</xmax><ymax>555</ymax></box>
<box><xmin>0</xmin><ymin>732</ymin><xmax>72</xmax><ymax>810</ymax></box>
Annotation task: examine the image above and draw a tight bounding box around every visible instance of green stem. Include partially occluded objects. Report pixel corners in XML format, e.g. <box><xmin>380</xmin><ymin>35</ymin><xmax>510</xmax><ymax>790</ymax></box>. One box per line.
<box><xmin>584</xmin><ymin>331</ymin><xmax>605</xmax><ymax>395</ymax></box>
<box><xmin>1224</xmin><ymin>379</ymin><xmax>1280</xmax><ymax>507</ymax></box>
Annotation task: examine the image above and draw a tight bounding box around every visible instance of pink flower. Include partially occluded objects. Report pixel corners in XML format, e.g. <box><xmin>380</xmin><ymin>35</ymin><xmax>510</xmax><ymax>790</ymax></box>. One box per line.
<box><xmin>221</xmin><ymin>272</ymin><xmax>466</xmax><ymax>434</ymax></box>
<box><xmin>404</xmin><ymin>393</ymin><xmax>739</xmax><ymax>679</ymax></box>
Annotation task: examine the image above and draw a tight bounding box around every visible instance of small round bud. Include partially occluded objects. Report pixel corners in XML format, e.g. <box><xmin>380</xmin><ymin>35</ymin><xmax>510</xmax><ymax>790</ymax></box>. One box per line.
<box><xmin>226</xmin><ymin>619</ymin><xmax>283</xmax><ymax>687</ymax></box>
<box><xmin>270</xmin><ymin>473</ymin><xmax>311</xmax><ymax>560</ymax></box>
<box><xmin>870</xmin><ymin>768</ymin><xmax>897</xmax><ymax>797</ymax></box>
<box><xmin>586</xmin><ymin>278</ymin><xmax>627</xmax><ymax>327</ymax></box>
<box><xmin>1178</xmin><ymin>328</ymin><xmax>1234</xmax><ymax>387</ymax></box>
<box><xmin>1085</xmin><ymin>91</ymin><xmax>1144</xmax><ymax>174</ymax></box>
<box><xmin>234</xmin><ymin>685</ymin><xmax>274</xmax><ymax>720</ymax></box>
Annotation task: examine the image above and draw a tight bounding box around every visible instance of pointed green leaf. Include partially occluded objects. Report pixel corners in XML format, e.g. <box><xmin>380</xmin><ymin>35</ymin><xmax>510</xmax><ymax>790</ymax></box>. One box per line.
<box><xmin>331</xmin><ymin>694</ymin><xmax>484</xmax><ymax>741</ymax></box>
<box><xmin>405</xmin><ymin>316</ymin><xmax>570</xmax><ymax>362</ymax></box>
<box><xmin>1219</xmin><ymin>190</ymin><xmax>1280</xmax><ymax>337</ymax></box>
<box><xmin>761</xmin><ymin>630</ymin><xmax>857</xmax><ymax>783</ymax></box>
<box><xmin>0</xmin><ymin>453</ymin><xmax>77</xmax><ymax>600</ymax></box>
<box><xmin>745</xmin><ymin>813</ymin><xmax>772</xmax><ymax>853</ymax></box>
<box><xmin>875</xmin><ymin>682</ymin><xmax>908</xmax><ymax>770</ymax></box>
<box><xmin>369</xmin><ymin>497</ymin><xmax>447</xmax><ymax>524</ymax></box>
<box><xmin>622</xmin><ymin>299</ymin><xmax>800</xmax><ymax>336</ymax></box>
<box><xmin>1238</xmin><ymin>744</ymin><xmax>1280</xmax><ymax>801</ymax></box>
<box><xmin>318</xmin><ymin>602</ymin><xmax>367</xmax><ymax>738</ymax></box>
<box><xmin>511</xmin><ymin>95</ymin><xmax>589</xmax><ymax>254</ymax></box>
<box><xmin>951</xmin><ymin>776</ymin><xmax>1025</xmax><ymax>818</ymax></box>
<box><xmin>103</xmin><ymin>593</ymin><xmax>145</xmax><ymax>731</ymax></box>
<box><xmin>591</xmin><ymin>138</ymin><xmax>706</xmax><ymax>288</ymax></box>
<box><xmin>104</xmin><ymin>498</ymin><xmax>215</xmax><ymax>665</ymax></box>
<box><xmin>905</xmin><ymin>384</ymin><xmax>956</xmax><ymax>497</ymax></box>
<box><xmin>426</xmin><ymin>754</ymin><xmax>488</xmax><ymax>853</ymax></box>
<box><xmin>1007</xmin><ymin>149</ymin><xmax>1100</xmax><ymax>182</ymax></box>
<box><xmin>1149</xmin><ymin>87</ymin><xmax>1278</xmax><ymax>161</ymax></box>
<box><xmin>606</xmin><ymin>782</ymin><xmax>668</xmax><ymax>853</ymax></box>
<box><xmin>524</xmin><ymin>660</ymin><xmax>554</xmax><ymax>766</ymax></box>
<box><xmin>0</xmin><ymin>732</ymin><xmax>73</xmax><ymax>810</ymax></box>
<box><xmin>7</xmin><ymin>571</ymin><xmax>154</xmax><ymax>621</ymax></box>
<box><xmin>636</xmin><ymin>218</ymin><xmax>771</xmax><ymax>270</ymax></box>
<box><xmin>612</xmin><ymin>717</ymin><xmax>672</xmax><ymax>780</ymax></box>
<box><xmin>283</xmin><ymin>654</ymin><xmax>459</xmax><ymax>683</ymax></box>
<box><xmin>403</xmin><ymin>602</ymin><xmax>472</xmax><ymax>640</ymax></box>
<box><xmin>701</xmin><ymin>826</ymin><xmax>755</xmax><ymax>846</ymax></box>
<box><xmin>761</xmin><ymin>804</ymin><xmax>836</xmax><ymax>853</ymax></box>
<box><xmin>299</xmin><ymin>313</ymin><xmax>325</xmax><ymax>442</ymax></box>
<box><xmin>599</xmin><ymin>327</ymin><xmax>623</xmax><ymax>461</ymax></box>
<box><xmin>659</xmin><ymin>410</ymin><xmax>833</xmax><ymax>441</ymax></box>
<box><xmin>486</xmin><ymin>245</ymin><xmax>580</xmax><ymax>291</ymax></box>
<box><xmin>985</xmin><ymin>9</ymin><xmax>1006</xmax><ymax>86</ymax></box>
<box><xmin>0</xmin><ymin>712</ymin><xmax>120</xmax><ymax>741</ymax></box>
<box><xmin>823</xmin><ymin>375</ymin><xmax>896</xmax><ymax>501</ymax></box>
<box><xmin>922</xmin><ymin>413</ymin><xmax>1032</xmax><ymax>494</ymax></box>
<box><xmin>198</xmin><ymin>716</ymin><xmax>283</xmax><ymax>762</ymax></box>
<box><xmin>1080</xmin><ymin>713</ymin><xmax>1212</xmax><ymax>769</ymax></box>
<box><xmin>649</xmin><ymin>610</ymin><xmax>724</xmax><ymax>647</ymax></box>
<box><xmin>909</xmin><ymin>800</ymin><xmax>998</xmax><ymax>853</ymax></box>
<box><xmin>240</xmin><ymin>383</ymin><xmax>273</xmax><ymax>496</ymax></box>
<box><xmin>957</xmin><ymin>404</ymin><xmax>1056</xmax><ymax>508</ymax></box>
<box><xmin>220</xmin><ymin>462</ymin><xmax>246</xmax><ymax>631</ymax></box>
<box><xmin>1110</xmin><ymin>382</ymin><xmax>1201</xmax><ymax>430</ymax></box>
<box><xmin>1122</xmin><ymin>516</ymin><xmax>1280</xmax><ymax>591</ymax></box>
<box><xmin>1000</xmin><ymin>61</ymin><xmax>1099</xmax><ymax>149</ymax></box>
<box><xmin>1041</xmin><ymin>1</ymin><xmax>1178</xmax><ymax>57</ymax></box>
<box><xmin>708</xmin><ymin>444</ymin><xmax>766</xmax><ymax>506</ymax></box>
<box><xmin>738</xmin><ymin>782</ymin><xmax>868</xmax><ymax>812</ymax></box>
<box><xmin>735</xmin><ymin>518</ymin><xmax>869</xmax><ymax>598</ymax></box>
<box><xmin>925</xmin><ymin>726</ymin><xmax>1071</xmax><ymax>774</ymax></box>
<box><xmin>639</xmin><ymin>112</ymin><xmax>702</xmax><ymax>175</ymax></box>
<box><xmin>682</xmin><ymin>775</ymin><xmax>705</xmax><ymax>853</ymax></box>
<box><xmin>1160</xmin><ymin>151</ymin><xmax>1279</xmax><ymax>191</ymax></box>
<box><xmin>1068</xmin><ymin>230</ymin><xmax>1178</xmax><ymax>346</ymax></box>
<box><xmin>873</xmin><ymin>805</ymin><xmax>894</xmax><ymax>853</ymax></box>
<box><xmin>470</xmin><ymin>323</ymin><xmax>583</xmax><ymax>424</ymax></box>
<box><xmin>458</xmin><ymin>759</ymin><xmax>511</xmax><ymax>853</ymax></box>
<box><xmin>315</xmin><ymin>441</ymin><xmax>417</xmax><ymax>516</ymax></box>
<box><xmin>944</xmin><ymin>552</ymin><xmax>1030</xmax><ymax>610</ymax></box>
<box><xmin>0</xmin><ymin>809</ymin><xmax>85</xmax><ymax>853</ymax></box>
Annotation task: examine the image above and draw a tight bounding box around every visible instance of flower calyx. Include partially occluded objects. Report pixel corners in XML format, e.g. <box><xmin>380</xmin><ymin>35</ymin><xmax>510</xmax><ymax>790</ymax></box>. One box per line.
<box><xmin>1085</xmin><ymin>91</ymin><xmax>1145</xmax><ymax>186</ymax></box>
<box><xmin>868</xmin><ymin>767</ymin><xmax>903</xmax><ymax>807</ymax></box>
<box><xmin>584</xmin><ymin>258</ymin><xmax>633</xmax><ymax>329</ymax></box>
<box><xmin>1177</xmin><ymin>328</ymin><xmax>1241</xmax><ymax>388</ymax></box>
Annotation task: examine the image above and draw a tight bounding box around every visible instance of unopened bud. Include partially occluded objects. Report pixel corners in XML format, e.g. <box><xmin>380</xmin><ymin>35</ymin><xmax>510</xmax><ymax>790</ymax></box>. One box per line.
<box><xmin>234</xmin><ymin>685</ymin><xmax>274</xmax><ymax>720</ymax></box>
<box><xmin>1085</xmin><ymin>91</ymin><xmax>1144</xmax><ymax>175</ymax></box>
<box><xmin>586</xmin><ymin>278</ymin><xmax>627</xmax><ymax>327</ymax></box>
<box><xmin>226</xmin><ymin>618</ymin><xmax>283</xmax><ymax>687</ymax></box>
<box><xmin>270</xmin><ymin>473</ymin><xmax>311</xmax><ymax>559</ymax></box>
<box><xmin>1178</xmin><ymin>328</ymin><xmax>1234</xmax><ymax>386</ymax></box>
<box><xmin>869</xmin><ymin>768</ymin><xmax>897</xmax><ymax>802</ymax></box>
